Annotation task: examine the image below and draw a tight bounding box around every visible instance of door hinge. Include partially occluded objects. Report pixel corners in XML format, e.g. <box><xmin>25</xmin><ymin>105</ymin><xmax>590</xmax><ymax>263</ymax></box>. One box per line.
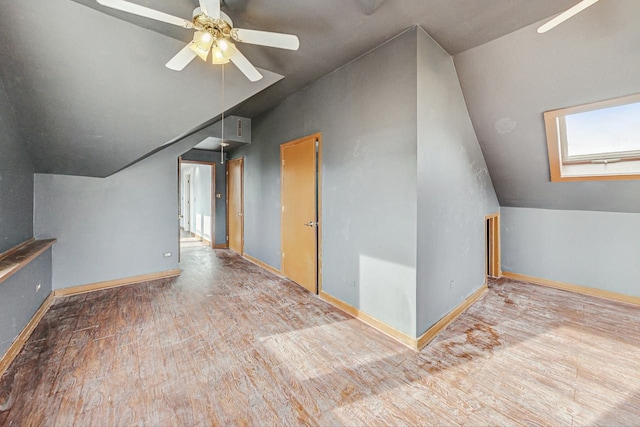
<box><xmin>281</xmin><ymin>206</ymin><xmax>285</xmax><ymax>212</ymax></box>
<box><xmin>282</xmin><ymin>159</ymin><xmax>285</xmax><ymax>166</ymax></box>
<box><xmin>226</xmin><ymin>235</ymin><xmax>229</xmax><ymax>241</ymax></box>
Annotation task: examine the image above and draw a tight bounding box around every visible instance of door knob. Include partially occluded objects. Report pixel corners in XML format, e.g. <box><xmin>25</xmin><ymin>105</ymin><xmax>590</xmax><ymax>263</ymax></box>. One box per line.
<box><xmin>304</xmin><ymin>221</ymin><xmax>318</xmax><ymax>227</ymax></box>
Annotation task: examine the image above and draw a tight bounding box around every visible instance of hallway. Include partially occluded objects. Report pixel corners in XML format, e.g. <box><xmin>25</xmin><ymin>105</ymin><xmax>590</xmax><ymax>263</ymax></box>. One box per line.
<box><xmin>1</xmin><ymin>245</ymin><xmax>639</xmax><ymax>425</ymax></box>
<box><xmin>179</xmin><ymin>228</ymin><xmax>209</xmax><ymax>249</ymax></box>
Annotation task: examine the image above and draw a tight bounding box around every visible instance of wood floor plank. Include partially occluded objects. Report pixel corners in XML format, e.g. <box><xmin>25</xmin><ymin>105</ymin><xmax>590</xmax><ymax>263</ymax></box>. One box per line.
<box><xmin>1</xmin><ymin>246</ymin><xmax>640</xmax><ymax>425</ymax></box>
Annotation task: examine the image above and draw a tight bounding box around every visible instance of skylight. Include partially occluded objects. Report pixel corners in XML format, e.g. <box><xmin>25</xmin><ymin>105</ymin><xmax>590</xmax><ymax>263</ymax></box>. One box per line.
<box><xmin>544</xmin><ymin>93</ymin><xmax>640</xmax><ymax>182</ymax></box>
<box><xmin>564</xmin><ymin>102</ymin><xmax>640</xmax><ymax>161</ymax></box>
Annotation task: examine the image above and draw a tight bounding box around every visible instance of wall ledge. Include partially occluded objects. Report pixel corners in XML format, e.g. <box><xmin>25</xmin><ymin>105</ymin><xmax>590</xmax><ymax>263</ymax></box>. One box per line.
<box><xmin>0</xmin><ymin>239</ymin><xmax>56</xmax><ymax>285</ymax></box>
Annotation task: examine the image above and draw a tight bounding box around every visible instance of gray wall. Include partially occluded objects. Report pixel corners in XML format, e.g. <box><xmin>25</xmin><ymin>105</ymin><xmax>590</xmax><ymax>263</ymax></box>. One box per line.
<box><xmin>232</xmin><ymin>28</ymin><xmax>419</xmax><ymax>336</ymax></box>
<box><xmin>33</xmin><ymin>117</ymin><xmax>234</xmax><ymax>290</ymax></box>
<box><xmin>415</xmin><ymin>29</ymin><xmax>499</xmax><ymax>335</ymax></box>
<box><xmin>0</xmin><ymin>75</ymin><xmax>52</xmax><ymax>359</ymax></box>
<box><xmin>0</xmin><ymin>77</ymin><xmax>34</xmax><ymax>253</ymax></box>
<box><xmin>34</xmin><ymin>152</ymin><xmax>179</xmax><ymax>290</ymax></box>
<box><xmin>453</xmin><ymin>0</ymin><xmax>640</xmax><ymax>213</ymax></box>
<box><xmin>0</xmin><ymin>248</ymin><xmax>52</xmax><ymax>357</ymax></box>
<box><xmin>33</xmin><ymin>138</ymin><xmax>201</xmax><ymax>290</ymax></box>
<box><xmin>181</xmin><ymin>149</ymin><xmax>227</xmax><ymax>246</ymax></box>
<box><xmin>502</xmin><ymin>207</ymin><xmax>640</xmax><ymax>297</ymax></box>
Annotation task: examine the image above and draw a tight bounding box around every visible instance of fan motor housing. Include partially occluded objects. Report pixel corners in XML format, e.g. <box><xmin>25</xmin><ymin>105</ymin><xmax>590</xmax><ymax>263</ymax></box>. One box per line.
<box><xmin>192</xmin><ymin>7</ymin><xmax>233</xmax><ymax>38</ymax></box>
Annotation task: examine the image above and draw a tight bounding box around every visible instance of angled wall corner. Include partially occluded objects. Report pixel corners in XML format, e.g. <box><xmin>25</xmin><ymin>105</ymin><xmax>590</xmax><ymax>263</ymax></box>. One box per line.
<box><xmin>231</xmin><ymin>26</ymin><xmax>500</xmax><ymax>341</ymax></box>
<box><xmin>415</xmin><ymin>27</ymin><xmax>499</xmax><ymax>336</ymax></box>
<box><xmin>231</xmin><ymin>27</ymin><xmax>419</xmax><ymax>337</ymax></box>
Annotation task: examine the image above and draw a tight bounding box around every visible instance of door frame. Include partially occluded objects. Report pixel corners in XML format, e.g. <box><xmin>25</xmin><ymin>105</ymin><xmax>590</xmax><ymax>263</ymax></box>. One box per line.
<box><xmin>226</xmin><ymin>157</ymin><xmax>244</xmax><ymax>255</ymax></box>
<box><xmin>179</xmin><ymin>157</ymin><xmax>216</xmax><ymax>249</ymax></box>
<box><xmin>280</xmin><ymin>132</ymin><xmax>322</xmax><ymax>294</ymax></box>
<box><xmin>485</xmin><ymin>212</ymin><xmax>501</xmax><ymax>279</ymax></box>
<box><xmin>185</xmin><ymin>173</ymin><xmax>192</xmax><ymax>232</ymax></box>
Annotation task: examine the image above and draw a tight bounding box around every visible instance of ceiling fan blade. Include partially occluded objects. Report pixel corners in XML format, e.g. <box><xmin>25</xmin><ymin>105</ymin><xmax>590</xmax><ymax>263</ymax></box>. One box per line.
<box><xmin>96</xmin><ymin>0</ymin><xmax>193</xmax><ymax>28</ymax></box>
<box><xmin>166</xmin><ymin>43</ymin><xmax>198</xmax><ymax>71</ymax></box>
<box><xmin>233</xmin><ymin>29</ymin><xmax>300</xmax><ymax>50</ymax></box>
<box><xmin>537</xmin><ymin>0</ymin><xmax>600</xmax><ymax>33</ymax></box>
<box><xmin>199</xmin><ymin>0</ymin><xmax>220</xmax><ymax>19</ymax></box>
<box><xmin>230</xmin><ymin>48</ymin><xmax>263</xmax><ymax>82</ymax></box>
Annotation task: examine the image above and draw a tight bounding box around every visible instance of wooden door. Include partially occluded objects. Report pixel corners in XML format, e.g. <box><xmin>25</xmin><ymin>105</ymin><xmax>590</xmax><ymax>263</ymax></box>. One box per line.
<box><xmin>227</xmin><ymin>158</ymin><xmax>244</xmax><ymax>254</ymax></box>
<box><xmin>281</xmin><ymin>134</ymin><xmax>320</xmax><ymax>293</ymax></box>
<box><xmin>486</xmin><ymin>213</ymin><xmax>500</xmax><ymax>278</ymax></box>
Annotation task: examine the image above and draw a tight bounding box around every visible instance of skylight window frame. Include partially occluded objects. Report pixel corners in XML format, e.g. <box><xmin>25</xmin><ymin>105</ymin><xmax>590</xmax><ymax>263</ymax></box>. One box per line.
<box><xmin>544</xmin><ymin>93</ymin><xmax>640</xmax><ymax>182</ymax></box>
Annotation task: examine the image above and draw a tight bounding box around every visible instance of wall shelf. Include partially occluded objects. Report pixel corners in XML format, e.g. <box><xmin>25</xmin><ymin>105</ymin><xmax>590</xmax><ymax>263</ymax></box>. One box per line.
<box><xmin>0</xmin><ymin>239</ymin><xmax>56</xmax><ymax>285</ymax></box>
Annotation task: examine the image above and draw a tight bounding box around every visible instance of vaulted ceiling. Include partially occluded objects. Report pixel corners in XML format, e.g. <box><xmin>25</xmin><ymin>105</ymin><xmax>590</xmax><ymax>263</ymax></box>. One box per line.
<box><xmin>0</xmin><ymin>0</ymin><xmax>580</xmax><ymax>177</ymax></box>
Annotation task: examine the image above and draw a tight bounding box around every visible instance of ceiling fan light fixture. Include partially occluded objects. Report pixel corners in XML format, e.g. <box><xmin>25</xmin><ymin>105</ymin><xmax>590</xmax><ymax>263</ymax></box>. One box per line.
<box><xmin>218</xmin><ymin>38</ymin><xmax>229</xmax><ymax>52</ymax></box>
<box><xmin>211</xmin><ymin>40</ymin><xmax>235</xmax><ymax>64</ymax></box>
<box><xmin>211</xmin><ymin>46</ymin><xmax>229</xmax><ymax>64</ymax></box>
<box><xmin>190</xmin><ymin>30</ymin><xmax>214</xmax><ymax>61</ymax></box>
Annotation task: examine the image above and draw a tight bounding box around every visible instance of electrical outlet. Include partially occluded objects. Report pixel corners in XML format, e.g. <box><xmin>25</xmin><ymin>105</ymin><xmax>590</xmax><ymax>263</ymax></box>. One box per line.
<box><xmin>163</xmin><ymin>252</ymin><xmax>172</xmax><ymax>258</ymax></box>
<box><xmin>36</xmin><ymin>283</ymin><xmax>41</xmax><ymax>292</ymax></box>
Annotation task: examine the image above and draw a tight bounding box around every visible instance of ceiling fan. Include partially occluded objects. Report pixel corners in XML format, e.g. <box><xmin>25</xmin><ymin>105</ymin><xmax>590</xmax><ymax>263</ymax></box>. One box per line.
<box><xmin>537</xmin><ymin>0</ymin><xmax>599</xmax><ymax>33</ymax></box>
<box><xmin>96</xmin><ymin>0</ymin><xmax>300</xmax><ymax>81</ymax></box>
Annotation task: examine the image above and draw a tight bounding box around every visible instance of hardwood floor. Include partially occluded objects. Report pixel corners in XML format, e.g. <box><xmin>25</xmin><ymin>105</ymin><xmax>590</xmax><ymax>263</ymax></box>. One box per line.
<box><xmin>1</xmin><ymin>245</ymin><xmax>639</xmax><ymax>425</ymax></box>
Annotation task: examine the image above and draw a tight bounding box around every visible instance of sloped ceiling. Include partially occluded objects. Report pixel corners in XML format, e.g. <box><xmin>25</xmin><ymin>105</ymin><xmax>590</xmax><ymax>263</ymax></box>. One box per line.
<box><xmin>455</xmin><ymin>0</ymin><xmax>640</xmax><ymax>213</ymax></box>
<box><xmin>0</xmin><ymin>0</ymin><xmax>580</xmax><ymax>177</ymax></box>
<box><xmin>0</xmin><ymin>0</ymin><xmax>281</xmax><ymax>177</ymax></box>
<box><xmin>225</xmin><ymin>0</ymin><xmax>579</xmax><ymax>118</ymax></box>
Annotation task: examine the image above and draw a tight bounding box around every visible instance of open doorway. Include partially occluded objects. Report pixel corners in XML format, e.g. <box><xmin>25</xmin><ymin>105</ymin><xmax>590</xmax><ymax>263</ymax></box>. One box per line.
<box><xmin>179</xmin><ymin>158</ymin><xmax>216</xmax><ymax>257</ymax></box>
<box><xmin>486</xmin><ymin>213</ymin><xmax>501</xmax><ymax>279</ymax></box>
